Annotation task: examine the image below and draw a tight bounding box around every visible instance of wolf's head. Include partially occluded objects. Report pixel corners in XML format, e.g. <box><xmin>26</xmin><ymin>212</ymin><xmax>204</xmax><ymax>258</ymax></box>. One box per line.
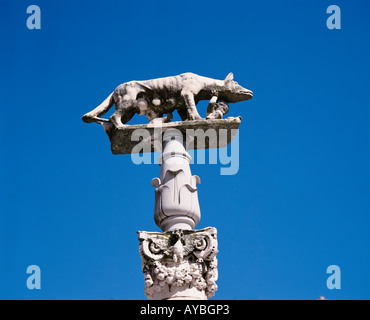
<box><xmin>218</xmin><ymin>73</ymin><xmax>253</xmax><ymax>103</ymax></box>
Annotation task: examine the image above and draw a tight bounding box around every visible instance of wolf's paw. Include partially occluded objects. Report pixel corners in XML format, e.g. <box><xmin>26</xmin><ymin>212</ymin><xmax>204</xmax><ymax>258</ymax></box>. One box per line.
<box><xmin>188</xmin><ymin>113</ymin><xmax>203</xmax><ymax>121</ymax></box>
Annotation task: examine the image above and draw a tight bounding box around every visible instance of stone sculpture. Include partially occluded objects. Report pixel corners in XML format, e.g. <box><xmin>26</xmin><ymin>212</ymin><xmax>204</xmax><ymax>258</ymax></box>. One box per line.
<box><xmin>82</xmin><ymin>72</ymin><xmax>253</xmax><ymax>300</ymax></box>
<box><xmin>82</xmin><ymin>72</ymin><xmax>253</xmax><ymax>127</ymax></box>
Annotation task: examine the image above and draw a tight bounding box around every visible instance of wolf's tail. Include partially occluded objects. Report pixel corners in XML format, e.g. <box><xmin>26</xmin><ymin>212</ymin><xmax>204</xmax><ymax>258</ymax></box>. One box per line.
<box><xmin>82</xmin><ymin>91</ymin><xmax>114</xmax><ymax>123</ymax></box>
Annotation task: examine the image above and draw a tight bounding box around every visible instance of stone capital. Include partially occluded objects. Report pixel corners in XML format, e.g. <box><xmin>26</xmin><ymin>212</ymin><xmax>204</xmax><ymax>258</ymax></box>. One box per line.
<box><xmin>137</xmin><ymin>227</ymin><xmax>218</xmax><ymax>300</ymax></box>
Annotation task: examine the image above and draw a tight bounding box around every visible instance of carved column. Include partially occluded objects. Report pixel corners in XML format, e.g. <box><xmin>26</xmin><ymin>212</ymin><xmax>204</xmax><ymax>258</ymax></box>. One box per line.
<box><xmin>152</xmin><ymin>129</ymin><xmax>201</xmax><ymax>232</ymax></box>
<box><xmin>138</xmin><ymin>129</ymin><xmax>219</xmax><ymax>300</ymax></box>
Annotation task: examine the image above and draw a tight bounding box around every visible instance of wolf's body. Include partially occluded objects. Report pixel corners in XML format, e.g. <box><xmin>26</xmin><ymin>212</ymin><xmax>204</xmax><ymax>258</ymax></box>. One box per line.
<box><xmin>82</xmin><ymin>72</ymin><xmax>253</xmax><ymax>127</ymax></box>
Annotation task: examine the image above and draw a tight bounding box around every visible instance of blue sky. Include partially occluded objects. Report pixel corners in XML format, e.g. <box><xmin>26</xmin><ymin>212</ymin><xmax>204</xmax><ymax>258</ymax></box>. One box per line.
<box><xmin>1</xmin><ymin>0</ymin><xmax>369</xmax><ymax>299</ymax></box>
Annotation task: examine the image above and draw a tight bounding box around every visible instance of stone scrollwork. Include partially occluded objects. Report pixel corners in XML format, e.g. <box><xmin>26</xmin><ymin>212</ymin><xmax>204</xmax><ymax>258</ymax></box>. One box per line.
<box><xmin>137</xmin><ymin>227</ymin><xmax>218</xmax><ymax>299</ymax></box>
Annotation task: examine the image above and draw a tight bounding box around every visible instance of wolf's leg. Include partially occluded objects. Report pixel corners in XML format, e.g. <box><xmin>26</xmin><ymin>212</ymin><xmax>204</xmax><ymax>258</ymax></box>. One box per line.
<box><xmin>109</xmin><ymin>89</ymin><xmax>138</xmax><ymax>127</ymax></box>
<box><xmin>110</xmin><ymin>106</ymin><xmax>137</xmax><ymax>127</ymax></box>
<box><xmin>181</xmin><ymin>91</ymin><xmax>202</xmax><ymax>120</ymax></box>
<box><xmin>177</xmin><ymin>108</ymin><xmax>188</xmax><ymax>121</ymax></box>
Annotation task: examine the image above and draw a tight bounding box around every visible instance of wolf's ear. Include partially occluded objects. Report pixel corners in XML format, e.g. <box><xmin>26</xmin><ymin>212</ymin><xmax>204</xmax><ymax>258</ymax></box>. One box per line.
<box><xmin>224</xmin><ymin>72</ymin><xmax>234</xmax><ymax>83</ymax></box>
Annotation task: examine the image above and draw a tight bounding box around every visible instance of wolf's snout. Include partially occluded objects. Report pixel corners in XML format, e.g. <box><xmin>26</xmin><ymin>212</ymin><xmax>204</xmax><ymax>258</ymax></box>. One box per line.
<box><xmin>240</xmin><ymin>88</ymin><xmax>253</xmax><ymax>100</ymax></box>
<box><xmin>243</xmin><ymin>89</ymin><xmax>253</xmax><ymax>96</ymax></box>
